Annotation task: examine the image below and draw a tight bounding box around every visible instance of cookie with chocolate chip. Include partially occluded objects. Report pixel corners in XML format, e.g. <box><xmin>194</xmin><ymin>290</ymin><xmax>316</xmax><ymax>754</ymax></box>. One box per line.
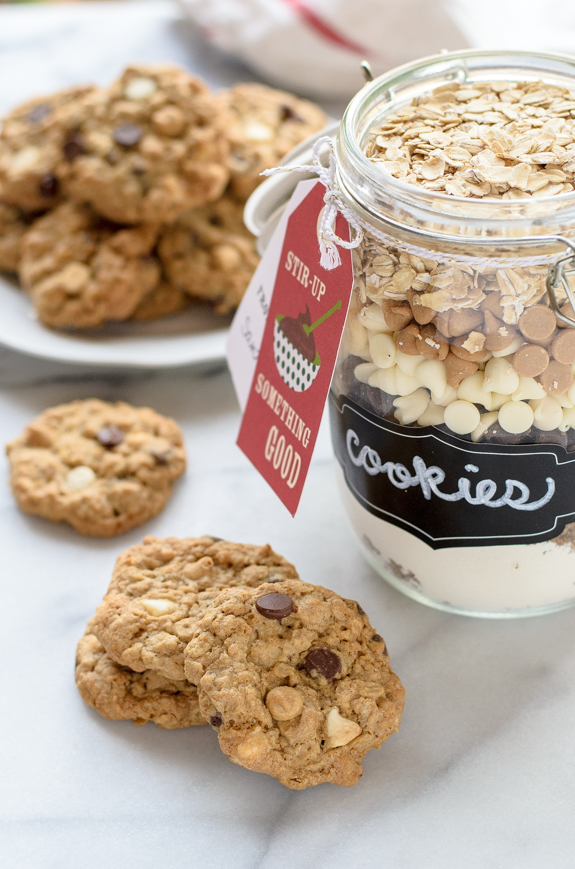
<box><xmin>218</xmin><ymin>83</ymin><xmax>327</xmax><ymax>201</ymax></box>
<box><xmin>0</xmin><ymin>85</ymin><xmax>101</xmax><ymax>211</ymax></box>
<box><xmin>5</xmin><ymin>399</ymin><xmax>185</xmax><ymax>536</ymax></box>
<box><xmin>184</xmin><ymin>579</ymin><xmax>404</xmax><ymax>789</ymax></box>
<box><xmin>19</xmin><ymin>201</ymin><xmax>160</xmax><ymax>328</ymax></box>
<box><xmin>158</xmin><ymin>194</ymin><xmax>259</xmax><ymax>314</ymax></box>
<box><xmin>62</xmin><ymin>64</ymin><xmax>230</xmax><ymax>224</ymax></box>
<box><xmin>75</xmin><ymin>628</ymin><xmax>205</xmax><ymax>729</ymax></box>
<box><xmin>90</xmin><ymin>536</ymin><xmax>299</xmax><ymax>681</ymax></box>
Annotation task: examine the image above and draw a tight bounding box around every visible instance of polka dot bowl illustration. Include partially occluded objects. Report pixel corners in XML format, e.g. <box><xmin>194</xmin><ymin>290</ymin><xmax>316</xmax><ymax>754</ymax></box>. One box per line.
<box><xmin>274</xmin><ymin>319</ymin><xmax>320</xmax><ymax>392</ymax></box>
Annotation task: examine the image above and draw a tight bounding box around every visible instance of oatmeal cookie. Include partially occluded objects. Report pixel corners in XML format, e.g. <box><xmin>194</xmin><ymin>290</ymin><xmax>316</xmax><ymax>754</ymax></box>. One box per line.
<box><xmin>6</xmin><ymin>399</ymin><xmax>185</xmax><ymax>536</ymax></box>
<box><xmin>131</xmin><ymin>279</ymin><xmax>189</xmax><ymax>322</ymax></box>
<box><xmin>62</xmin><ymin>64</ymin><xmax>230</xmax><ymax>224</ymax></box>
<box><xmin>0</xmin><ymin>85</ymin><xmax>100</xmax><ymax>211</ymax></box>
<box><xmin>184</xmin><ymin>579</ymin><xmax>404</xmax><ymax>789</ymax></box>
<box><xmin>76</xmin><ymin>629</ymin><xmax>205</xmax><ymax>729</ymax></box>
<box><xmin>91</xmin><ymin>536</ymin><xmax>299</xmax><ymax>681</ymax></box>
<box><xmin>19</xmin><ymin>202</ymin><xmax>160</xmax><ymax>328</ymax></box>
<box><xmin>0</xmin><ymin>201</ymin><xmax>28</xmax><ymax>272</ymax></box>
<box><xmin>158</xmin><ymin>194</ymin><xmax>259</xmax><ymax>313</ymax></box>
<box><xmin>219</xmin><ymin>83</ymin><xmax>327</xmax><ymax>201</ymax></box>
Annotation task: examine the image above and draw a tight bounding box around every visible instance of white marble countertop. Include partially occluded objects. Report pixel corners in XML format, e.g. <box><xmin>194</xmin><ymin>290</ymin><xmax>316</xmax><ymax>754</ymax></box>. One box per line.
<box><xmin>2</xmin><ymin>4</ymin><xmax>575</xmax><ymax>868</ymax></box>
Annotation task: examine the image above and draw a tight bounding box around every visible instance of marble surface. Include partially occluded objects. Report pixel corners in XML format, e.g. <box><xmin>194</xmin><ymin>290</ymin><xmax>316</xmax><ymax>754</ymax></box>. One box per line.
<box><xmin>2</xmin><ymin>3</ymin><xmax>575</xmax><ymax>868</ymax></box>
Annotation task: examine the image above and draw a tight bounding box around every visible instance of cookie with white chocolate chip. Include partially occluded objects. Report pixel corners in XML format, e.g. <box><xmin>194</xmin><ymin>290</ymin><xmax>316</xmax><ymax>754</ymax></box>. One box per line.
<box><xmin>218</xmin><ymin>83</ymin><xmax>327</xmax><ymax>201</ymax></box>
<box><xmin>91</xmin><ymin>536</ymin><xmax>299</xmax><ymax>681</ymax></box>
<box><xmin>158</xmin><ymin>193</ymin><xmax>260</xmax><ymax>314</ymax></box>
<box><xmin>19</xmin><ymin>202</ymin><xmax>160</xmax><ymax>328</ymax></box>
<box><xmin>62</xmin><ymin>64</ymin><xmax>230</xmax><ymax>224</ymax></box>
<box><xmin>75</xmin><ymin>628</ymin><xmax>205</xmax><ymax>729</ymax></box>
<box><xmin>5</xmin><ymin>399</ymin><xmax>185</xmax><ymax>536</ymax></box>
<box><xmin>184</xmin><ymin>580</ymin><xmax>405</xmax><ymax>789</ymax></box>
<box><xmin>0</xmin><ymin>85</ymin><xmax>101</xmax><ymax>212</ymax></box>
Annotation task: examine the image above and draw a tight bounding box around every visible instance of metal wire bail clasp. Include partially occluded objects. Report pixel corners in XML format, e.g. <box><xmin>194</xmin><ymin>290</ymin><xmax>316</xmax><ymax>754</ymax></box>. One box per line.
<box><xmin>547</xmin><ymin>236</ymin><xmax>575</xmax><ymax>327</ymax></box>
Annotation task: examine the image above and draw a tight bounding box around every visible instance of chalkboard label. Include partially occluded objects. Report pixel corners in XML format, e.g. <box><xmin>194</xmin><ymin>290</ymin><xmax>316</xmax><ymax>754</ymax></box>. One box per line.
<box><xmin>330</xmin><ymin>393</ymin><xmax>575</xmax><ymax>549</ymax></box>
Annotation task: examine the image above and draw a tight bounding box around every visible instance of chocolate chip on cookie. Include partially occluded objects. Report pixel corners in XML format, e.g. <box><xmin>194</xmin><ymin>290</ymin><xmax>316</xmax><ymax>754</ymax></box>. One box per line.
<box><xmin>113</xmin><ymin>123</ymin><xmax>143</xmax><ymax>147</ymax></box>
<box><xmin>96</xmin><ymin>425</ymin><xmax>125</xmax><ymax>448</ymax></box>
<box><xmin>38</xmin><ymin>171</ymin><xmax>60</xmax><ymax>198</ymax></box>
<box><xmin>27</xmin><ymin>103</ymin><xmax>52</xmax><ymax>124</ymax></box>
<box><xmin>255</xmin><ymin>592</ymin><xmax>295</xmax><ymax>620</ymax></box>
<box><xmin>304</xmin><ymin>647</ymin><xmax>341</xmax><ymax>681</ymax></box>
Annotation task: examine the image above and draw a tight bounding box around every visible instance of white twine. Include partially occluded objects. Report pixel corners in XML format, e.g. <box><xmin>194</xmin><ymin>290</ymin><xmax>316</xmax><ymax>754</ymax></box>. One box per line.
<box><xmin>263</xmin><ymin>136</ymin><xmax>364</xmax><ymax>270</ymax></box>
<box><xmin>262</xmin><ymin>136</ymin><xmax>573</xmax><ymax>271</ymax></box>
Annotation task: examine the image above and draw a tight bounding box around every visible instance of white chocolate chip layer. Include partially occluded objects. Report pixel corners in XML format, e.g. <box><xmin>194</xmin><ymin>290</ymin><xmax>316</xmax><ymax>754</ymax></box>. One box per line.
<box><xmin>512</xmin><ymin>376</ymin><xmax>546</xmax><ymax>402</ymax></box>
<box><xmin>395</xmin><ymin>368</ymin><xmax>420</xmax><ymax>396</ymax></box>
<box><xmin>393</xmin><ymin>388</ymin><xmax>430</xmax><ymax>425</ymax></box>
<box><xmin>354</xmin><ymin>362</ymin><xmax>378</xmax><ymax>384</ymax></box>
<box><xmin>471</xmin><ymin>411</ymin><xmax>498</xmax><ymax>443</ymax></box>
<box><xmin>415</xmin><ymin>359</ymin><xmax>447</xmax><ymax>397</ymax></box>
<box><xmin>444</xmin><ymin>400</ymin><xmax>480</xmax><ymax>435</ymax></box>
<box><xmin>483</xmin><ymin>357</ymin><xmax>520</xmax><ymax>395</ymax></box>
<box><xmin>396</xmin><ymin>349</ymin><xmax>423</xmax><ymax>376</ymax></box>
<box><xmin>498</xmin><ymin>400</ymin><xmax>534</xmax><ymax>434</ymax></box>
<box><xmin>358</xmin><ymin>303</ymin><xmax>392</xmax><ymax>333</ymax></box>
<box><xmin>369</xmin><ymin>366</ymin><xmax>397</xmax><ymax>394</ymax></box>
<box><xmin>369</xmin><ymin>332</ymin><xmax>396</xmax><ymax>369</ymax></box>
<box><xmin>530</xmin><ymin>396</ymin><xmax>563</xmax><ymax>431</ymax></box>
<box><xmin>417</xmin><ymin>401</ymin><xmax>445</xmax><ymax>427</ymax></box>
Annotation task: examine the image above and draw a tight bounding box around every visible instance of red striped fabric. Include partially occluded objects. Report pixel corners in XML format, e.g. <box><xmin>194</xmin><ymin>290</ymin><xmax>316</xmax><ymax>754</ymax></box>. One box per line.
<box><xmin>278</xmin><ymin>0</ymin><xmax>369</xmax><ymax>56</ymax></box>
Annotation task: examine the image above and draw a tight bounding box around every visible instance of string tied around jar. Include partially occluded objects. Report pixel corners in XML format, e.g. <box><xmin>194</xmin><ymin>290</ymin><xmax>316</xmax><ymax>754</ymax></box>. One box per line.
<box><xmin>262</xmin><ymin>135</ymin><xmax>365</xmax><ymax>270</ymax></box>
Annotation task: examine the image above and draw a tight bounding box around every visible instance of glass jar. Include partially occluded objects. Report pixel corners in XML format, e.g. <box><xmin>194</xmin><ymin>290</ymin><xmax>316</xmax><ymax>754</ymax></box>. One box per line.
<box><xmin>329</xmin><ymin>49</ymin><xmax>575</xmax><ymax>617</ymax></box>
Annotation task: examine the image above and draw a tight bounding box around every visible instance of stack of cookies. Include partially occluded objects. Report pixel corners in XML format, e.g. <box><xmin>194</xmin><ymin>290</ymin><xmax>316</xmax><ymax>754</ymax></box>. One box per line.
<box><xmin>76</xmin><ymin>535</ymin><xmax>405</xmax><ymax>789</ymax></box>
<box><xmin>0</xmin><ymin>65</ymin><xmax>327</xmax><ymax>329</ymax></box>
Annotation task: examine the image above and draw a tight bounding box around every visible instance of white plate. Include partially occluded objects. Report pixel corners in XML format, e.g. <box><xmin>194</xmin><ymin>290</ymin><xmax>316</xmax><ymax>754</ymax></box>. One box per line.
<box><xmin>0</xmin><ymin>276</ymin><xmax>231</xmax><ymax>369</ymax></box>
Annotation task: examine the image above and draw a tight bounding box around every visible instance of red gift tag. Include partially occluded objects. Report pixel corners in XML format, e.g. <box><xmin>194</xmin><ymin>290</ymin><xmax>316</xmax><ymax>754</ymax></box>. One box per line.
<box><xmin>237</xmin><ymin>180</ymin><xmax>353</xmax><ymax>515</ymax></box>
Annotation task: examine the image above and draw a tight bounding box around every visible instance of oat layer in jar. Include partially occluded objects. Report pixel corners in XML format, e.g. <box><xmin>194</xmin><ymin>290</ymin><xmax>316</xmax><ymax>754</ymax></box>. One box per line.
<box><xmin>330</xmin><ymin>50</ymin><xmax>575</xmax><ymax>617</ymax></box>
